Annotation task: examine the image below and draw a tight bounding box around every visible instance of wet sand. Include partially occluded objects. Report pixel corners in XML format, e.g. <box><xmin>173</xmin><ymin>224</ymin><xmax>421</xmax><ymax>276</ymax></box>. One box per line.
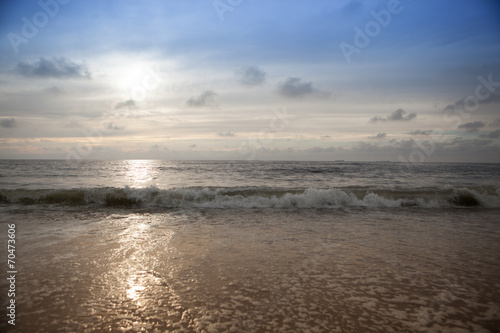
<box><xmin>1</xmin><ymin>207</ymin><xmax>500</xmax><ymax>332</ymax></box>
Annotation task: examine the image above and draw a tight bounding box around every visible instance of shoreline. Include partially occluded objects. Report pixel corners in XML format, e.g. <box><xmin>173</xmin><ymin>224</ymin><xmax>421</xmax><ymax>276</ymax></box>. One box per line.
<box><xmin>1</xmin><ymin>208</ymin><xmax>499</xmax><ymax>332</ymax></box>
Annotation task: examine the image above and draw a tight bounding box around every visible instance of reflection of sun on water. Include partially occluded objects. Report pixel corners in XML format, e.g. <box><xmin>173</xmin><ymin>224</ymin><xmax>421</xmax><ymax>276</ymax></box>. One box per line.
<box><xmin>127</xmin><ymin>273</ymin><xmax>146</xmax><ymax>305</ymax></box>
<box><xmin>119</xmin><ymin>219</ymin><xmax>152</xmax><ymax>306</ymax></box>
<box><xmin>118</xmin><ymin>215</ymin><xmax>176</xmax><ymax>313</ymax></box>
<box><xmin>125</xmin><ymin>160</ymin><xmax>157</xmax><ymax>187</ymax></box>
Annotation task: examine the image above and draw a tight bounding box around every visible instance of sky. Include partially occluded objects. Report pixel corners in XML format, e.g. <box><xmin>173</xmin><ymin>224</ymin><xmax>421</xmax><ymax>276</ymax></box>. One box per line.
<box><xmin>0</xmin><ymin>0</ymin><xmax>500</xmax><ymax>162</ymax></box>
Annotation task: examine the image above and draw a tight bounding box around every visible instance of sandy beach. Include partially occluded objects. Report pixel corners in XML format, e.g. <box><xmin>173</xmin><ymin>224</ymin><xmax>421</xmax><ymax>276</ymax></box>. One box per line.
<box><xmin>2</xmin><ymin>206</ymin><xmax>499</xmax><ymax>332</ymax></box>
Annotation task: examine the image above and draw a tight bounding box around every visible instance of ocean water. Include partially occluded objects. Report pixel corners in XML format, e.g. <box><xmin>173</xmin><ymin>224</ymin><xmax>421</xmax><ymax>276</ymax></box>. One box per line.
<box><xmin>1</xmin><ymin>160</ymin><xmax>500</xmax><ymax>332</ymax></box>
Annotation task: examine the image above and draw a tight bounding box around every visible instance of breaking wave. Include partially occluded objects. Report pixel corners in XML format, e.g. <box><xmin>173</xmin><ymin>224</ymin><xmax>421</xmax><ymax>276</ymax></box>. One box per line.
<box><xmin>1</xmin><ymin>186</ymin><xmax>499</xmax><ymax>209</ymax></box>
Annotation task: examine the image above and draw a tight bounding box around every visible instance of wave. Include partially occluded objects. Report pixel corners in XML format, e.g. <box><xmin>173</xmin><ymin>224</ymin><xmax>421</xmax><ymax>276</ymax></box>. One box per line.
<box><xmin>1</xmin><ymin>186</ymin><xmax>499</xmax><ymax>209</ymax></box>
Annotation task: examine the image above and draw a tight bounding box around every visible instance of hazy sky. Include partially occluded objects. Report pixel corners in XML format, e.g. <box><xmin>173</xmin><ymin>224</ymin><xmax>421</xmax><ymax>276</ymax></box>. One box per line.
<box><xmin>1</xmin><ymin>0</ymin><xmax>500</xmax><ymax>162</ymax></box>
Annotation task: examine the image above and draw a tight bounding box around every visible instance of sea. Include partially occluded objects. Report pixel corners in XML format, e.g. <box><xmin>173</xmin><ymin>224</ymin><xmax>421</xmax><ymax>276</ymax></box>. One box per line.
<box><xmin>0</xmin><ymin>159</ymin><xmax>499</xmax><ymax>332</ymax></box>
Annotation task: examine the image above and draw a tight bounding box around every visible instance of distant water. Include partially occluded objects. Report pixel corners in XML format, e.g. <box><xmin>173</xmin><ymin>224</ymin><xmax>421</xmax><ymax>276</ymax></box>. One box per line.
<box><xmin>1</xmin><ymin>160</ymin><xmax>500</xmax><ymax>209</ymax></box>
<box><xmin>1</xmin><ymin>160</ymin><xmax>499</xmax><ymax>332</ymax></box>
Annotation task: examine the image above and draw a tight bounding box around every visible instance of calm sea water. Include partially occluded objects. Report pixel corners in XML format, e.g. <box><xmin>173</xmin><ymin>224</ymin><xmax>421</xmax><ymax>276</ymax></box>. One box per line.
<box><xmin>2</xmin><ymin>159</ymin><xmax>500</xmax><ymax>189</ymax></box>
<box><xmin>1</xmin><ymin>160</ymin><xmax>499</xmax><ymax>332</ymax></box>
<box><xmin>1</xmin><ymin>160</ymin><xmax>500</xmax><ymax>208</ymax></box>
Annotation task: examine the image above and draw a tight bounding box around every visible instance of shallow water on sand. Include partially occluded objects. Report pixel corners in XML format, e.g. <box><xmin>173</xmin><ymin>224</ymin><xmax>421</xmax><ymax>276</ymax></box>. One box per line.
<box><xmin>1</xmin><ymin>207</ymin><xmax>499</xmax><ymax>332</ymax></box>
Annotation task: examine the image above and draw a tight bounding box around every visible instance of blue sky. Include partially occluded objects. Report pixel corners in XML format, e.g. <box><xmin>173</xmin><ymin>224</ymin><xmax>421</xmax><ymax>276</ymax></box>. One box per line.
<box><xmin>1</xmin><ymin>0</ymin><xmax>500</xmax><ymax>161</ymax></box>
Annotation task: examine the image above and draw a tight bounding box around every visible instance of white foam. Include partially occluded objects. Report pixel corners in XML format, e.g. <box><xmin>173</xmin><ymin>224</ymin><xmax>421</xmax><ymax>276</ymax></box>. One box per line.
<box><xmin>2</xmin><ymin>185</ymin><xmax>499</xmax><ymax>209</ymax></box>
<box><xmin>104</xmin><ymin>186</ymin><xmax>500</xmax><ymax>209</ymax></box>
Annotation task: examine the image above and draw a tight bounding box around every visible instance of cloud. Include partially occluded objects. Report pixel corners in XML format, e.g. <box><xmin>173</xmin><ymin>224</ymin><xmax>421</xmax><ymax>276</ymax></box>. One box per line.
<box><xmin>186</xmin><ymin>90</ymin><xmax>218</xmax><ymax>107</ymax></box>
<box><xmin>490</xmin><ymin>119</ymin><xmax>500</xmax><ymax>127</ymax></box>
<box><xmin>218</xmin><ymin>132</ymin><xmax>235</xmax><ymax>137</ymax></box>
<box><xmin>14</xmin><ymin>57</ymin><xmax>91</xmax><ymax>79</ymax></box>
<box><xmin>277</xmin><ymin>77</ymin><xmax>314</xmax><ymax>98</ymax></box>
<box><xmin>387</xmin><ymin>109</ymin><xmax>417</xmax><ymax>121</ymax></box>
<box><xmin>236</xmin><ymin>66</ymin><xmax>266</xmax><ymax>86</ymax></box>
<box><xmin>482</xmin><ymin>93</ymin><xmax>500</xmax><ymax>105</ymax></box>
<box><xmin>303</xmin><ymin>146</ymin><xmax>339</xmax><ymax>154</ymax></box>
<box><xmin>458</xmin><ymin>121</ymin><xmax>485</xmax><ymax>132</ymax></box>
<box><xmin>46</xmin><ymin>86</ymin><xmax>65</xmax><ymax>94</ymax></box>
<box><xmin>340</xmin><ymin>0</ymin><xmax>365</xmax><ymax>16</ymax></box>
<box><xmin>319</xmin><ymin>135</ymin><xmax>331</xmax><ymax>139</ymax></box>
<box><xmin>64</xmin><ymin>121</ymin><xmax>82</xmax><ymax>128</ymax></box>
<box><xmin>243</xmin><ymin>143</ymin><xmax>478</xmax><ymax>161</ymax></box>
<box><xmin>443</xmin><ymin>93</ymin><xmax>500</xmax><ymax>113</ymax></box>
<box><xmin>368</xmin><ymin>133</ymin><xmax>387</xmax><ymax>139</ymax></box>
<box><xmin>409</xmin><ymin>129</ymin><xmax>434</xmax><ymax>135</ymax></box>
<box><xmin>115</xmin><ymin>100</ymin><xmax>136</xmax><ymax>109</ymax></box>
<box><xmin>105</xmin><ymin>122</ymin><xmax>124</xmax><ymax>131</ymax></box>
<box><xmin>0</xmin><ymin>118</ymin><xmax>17</xmax><ymax>128</ymax></box>
<box><xmin>479</xmin><ymin>129</ymin><xmax>500</xmax><ymax>139</ymax></box>
<box><xmin>443</xmin><ymin>99</ymin><xmax>465</xmax><ymax>112</ymax></box>
<box><xmin>370</xmin><ymin>109</ymin><xmax>417</xmax><ymax>122</ymax></box>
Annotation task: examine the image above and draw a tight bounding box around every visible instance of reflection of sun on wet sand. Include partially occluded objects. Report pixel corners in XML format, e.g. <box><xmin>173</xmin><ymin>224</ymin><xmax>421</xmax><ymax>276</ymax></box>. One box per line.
<box><xmin>4</xmin><ymin>208</ymin><xmax>499</xmax><ymax>332</ymax></box>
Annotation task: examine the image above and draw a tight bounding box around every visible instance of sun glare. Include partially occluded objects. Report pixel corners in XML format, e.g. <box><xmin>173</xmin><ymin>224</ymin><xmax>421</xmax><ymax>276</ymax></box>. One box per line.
<box><xmin>125</xmin><ymin>160</ymin><xmax>158</xmax><ymax>186</ymax></box>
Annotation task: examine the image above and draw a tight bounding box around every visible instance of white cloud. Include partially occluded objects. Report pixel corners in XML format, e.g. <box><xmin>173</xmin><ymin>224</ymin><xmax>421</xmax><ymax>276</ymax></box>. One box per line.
<box><xmin>218</xmin><ymin>132</ymin><xmax>236</xmax><ymax>137</ymax></box>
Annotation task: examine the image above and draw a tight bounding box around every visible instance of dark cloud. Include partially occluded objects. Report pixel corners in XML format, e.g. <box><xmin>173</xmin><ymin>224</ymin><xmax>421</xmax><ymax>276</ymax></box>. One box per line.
<box><xmin>443</xmin><ymin>93</ymin><xmax>500</xmax><ymax>113</ymax></box>
<box><xmin>115</xmin><ymin>100</ymin><xmax>136</xmax><ymax>110</ymax></box>
<box><xmin>218</xmin><ymin>132</ymin><xmax>235</xmax><ymax>137</ymax></box>
<box><xmin>409</xmin><ymin>129</ymin><xmax>434</xmax><ymax>135</ymax></box>
<box><xmin>482</xmin><ymin>93</ymin><xmax>500</xmax><ymax>105</ymax></box>
<box><xmin>319</xmin><ymin>135</ymin><xmax>331</xmax><ymax>139</ymax></box>
<box><xmin>15</xmin><ymin>57</ymin><xmax>91</xmax><ymax>79</ymax></box>
<box><xmin>479</xmin><ymin>129</ymin><xmax>500</xmax><ymax>139</ymax></box>
<box><xmin>0</xmin><ymin>118</ymin><xmax>17</xmax><ymax>128</ymax></box>
<box><xmin>489</xmin><ymin>119</ymin><xmax>500</xmax><ymax>127</ymax></box>
<box><xmin>388</xmin><ymin>109</ymin><xmax>417</xmax><ymax>121</ymax></box>
<box><xmin>105</xmin><ymin>122</ymin><xmax>124</xmax><ymax>131</ymax></box>
<box><xmin>186</xmin><ymin>90</ymin><xmax>217</xmax><ymax>107</ymax></box>
<box><xmin>47</xmin><ymin>86</ymin><xmax>65</xmax><ymax>94</ymax></box>
<box><xmin>458</xmin><ymin>121</ymin><xmax>485</xmax><ymax>132</ymax></box>
<box><xmin>370</xmin><ymin>109</ymin><xmax>417</xmax><ymax>122</ymax></box>
<box><xmin>350</xmin><ymin>137</ymin><xmax>500</xmax><ymax>162</ymax></box>
<box><xmin>303</xmin><ymin>146</ymin><xmax>339</xmax><ymax>154</ymax></box>
<box><xmin>368</xmin><ymin>133</ymin><xmax>387</xmax><ymax>139</ymax></box>
<box><xmin>440</xmin><ymin>137</ymin><xmax>494</xmax><ymax>149</ymax></box>
<box><xmin>277</xmin><ymin>77</ymin><xmax>314</xmax><ymax>98</ymax></box>
<box><xmin>443</xmin><ymin>99</ymin><xmax>465</xmax><ymax>112</ymax></box>
<box><xmin>236</xmin><ymin>66</ymin><xmax>266</xmax><ymax>86</ymax></box>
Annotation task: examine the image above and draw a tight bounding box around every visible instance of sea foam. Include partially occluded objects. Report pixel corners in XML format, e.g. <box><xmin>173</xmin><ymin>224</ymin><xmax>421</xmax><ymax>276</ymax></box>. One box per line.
<box><xmin>1</xmin><ymin>186</ymin><xmax>499</xmax><ymax>209</ymax></box>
